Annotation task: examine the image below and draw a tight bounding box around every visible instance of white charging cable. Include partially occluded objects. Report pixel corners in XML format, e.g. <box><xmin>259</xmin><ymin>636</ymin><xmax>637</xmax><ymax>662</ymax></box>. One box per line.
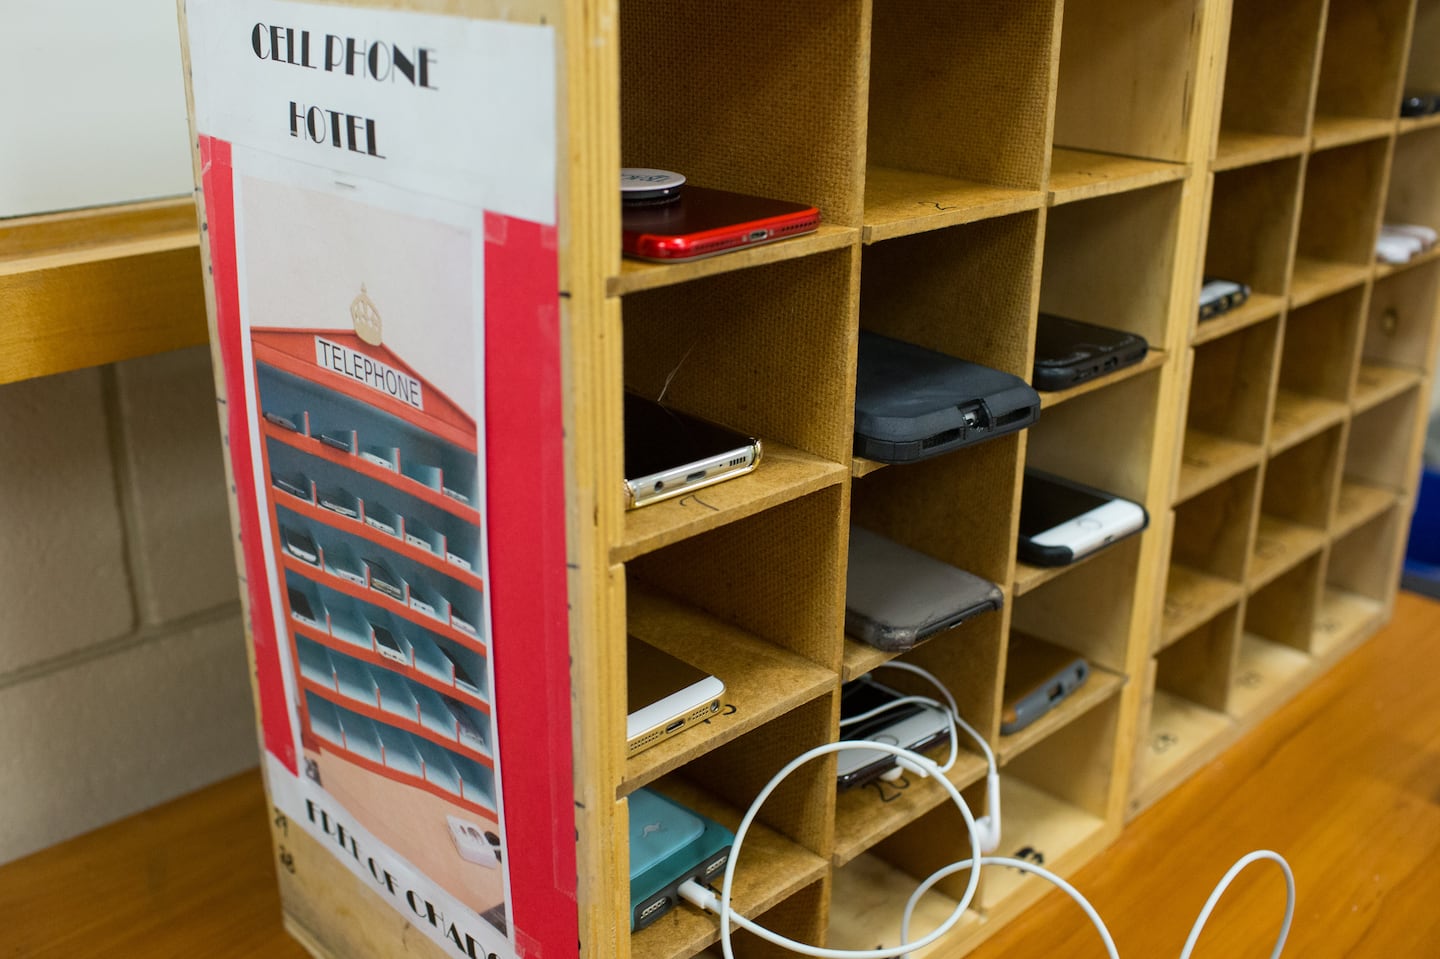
<box><xmin>678</xmin><ymin>740</ymin><xmax>981</xmax><ymax>959</ymax></box>
<box><xmin>867</xmin><ymin>661</ymin><xmax>1000</xmax><ymax>853</ymax></box>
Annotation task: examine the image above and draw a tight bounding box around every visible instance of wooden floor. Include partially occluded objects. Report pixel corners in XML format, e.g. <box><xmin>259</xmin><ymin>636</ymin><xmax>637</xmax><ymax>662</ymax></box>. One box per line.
<box><xmin>5</xmin><ymin>592</ymin><xmax>1439</xmax><ymax>958</ymax></box>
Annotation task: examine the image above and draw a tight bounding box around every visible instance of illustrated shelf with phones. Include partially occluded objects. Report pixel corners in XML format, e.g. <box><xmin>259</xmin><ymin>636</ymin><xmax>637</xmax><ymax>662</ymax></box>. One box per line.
<box><xmin>1213</xmin><ymin>0</ymin><xmax>1326</xmax><ymax>170</ymax></box>
<box><xmin>245</xmin><ymin>327</ymin><xmax>506</xmax><ymax>912</ymax></box>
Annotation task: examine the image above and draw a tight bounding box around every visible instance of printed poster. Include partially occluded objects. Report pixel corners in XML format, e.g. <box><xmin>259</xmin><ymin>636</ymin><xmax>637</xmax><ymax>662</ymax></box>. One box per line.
<box><xmin>184</xmin><ymin>3</ymin><xmax>574</xmax><ymax>957</ymax></box>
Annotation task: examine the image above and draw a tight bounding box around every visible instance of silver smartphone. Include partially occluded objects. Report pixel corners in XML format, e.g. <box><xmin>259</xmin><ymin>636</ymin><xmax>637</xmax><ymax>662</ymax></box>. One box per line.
<box><xmin>623</xmin><ymin>393</ymin><xmax>761</xmax><ymax>509</ymax></box>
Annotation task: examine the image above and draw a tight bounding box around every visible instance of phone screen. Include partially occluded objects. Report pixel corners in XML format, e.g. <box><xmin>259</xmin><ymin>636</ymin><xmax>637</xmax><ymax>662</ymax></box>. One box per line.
<box><xmin>623</xmin><ymin>393</ymin><xmax>752</xmax><ymax>479</ymax></box>
<box><xmin>1019</xmin><ymin>473</ymin><xmax>1111</xmax><ymax>538</ymax></box>
<box><xmin>840</xmin><ymin>678</ymin><xmax>923</xmax><ymax>733</ymax></box>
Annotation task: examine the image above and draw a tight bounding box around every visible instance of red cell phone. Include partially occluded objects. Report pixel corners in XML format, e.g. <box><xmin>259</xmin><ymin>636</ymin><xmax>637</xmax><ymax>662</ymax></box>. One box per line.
<box><xmin>621</xmin><ymin>184</ymin><xmax>820</xmax><ymax>261</ymax></box>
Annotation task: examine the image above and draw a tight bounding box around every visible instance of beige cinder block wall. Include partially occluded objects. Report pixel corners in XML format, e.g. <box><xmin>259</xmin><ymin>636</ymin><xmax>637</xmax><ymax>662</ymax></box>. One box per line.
<box><xmin>0</xmin><ymin>346</ymin><xmax>257</xmax><ymax>863</ymax></box>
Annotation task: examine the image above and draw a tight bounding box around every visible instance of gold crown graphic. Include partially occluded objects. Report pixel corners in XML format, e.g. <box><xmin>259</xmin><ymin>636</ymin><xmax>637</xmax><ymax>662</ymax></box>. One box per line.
<box><xmin>351</xmin><ymin>284</ymin><xmax>383</xmax><ymax>345</ymax></box>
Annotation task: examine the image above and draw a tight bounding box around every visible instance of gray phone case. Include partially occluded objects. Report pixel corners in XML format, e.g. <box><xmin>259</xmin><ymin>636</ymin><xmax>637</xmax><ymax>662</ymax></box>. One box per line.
<box><xmin>845</xmin><ymin>526</ymin><xmax>1004</xmax><ymax>652</ymax></box>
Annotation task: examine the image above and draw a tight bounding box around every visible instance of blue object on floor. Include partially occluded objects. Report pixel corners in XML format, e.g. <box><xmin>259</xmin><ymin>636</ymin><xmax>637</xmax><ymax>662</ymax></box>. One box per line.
<box><xmin>1403</xmin><ymin>467</ymin><xmax>1440</xmax><ymax>599</ymax></box>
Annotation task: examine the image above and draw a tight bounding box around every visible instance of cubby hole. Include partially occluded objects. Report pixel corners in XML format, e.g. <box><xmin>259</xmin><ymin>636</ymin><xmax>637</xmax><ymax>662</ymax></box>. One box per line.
<box><xmin>1134</xmin><ymin>606</ymin><xmax>1240</xmax><ymax>807</ymax></box>
<box><xmin>1379</xmin><ymin>126</ymin><xmax>1440</xmax><ymax>278</ymax></box>
<box><xmin>984</xmin><ymin>697</ymin><xmax>1119</xmax><ymax>911</ymax></box>
<box><xmin>1403</xmin><ymin>0</ymin><xmax>1440</xmax><ymax>129</ymax></box>
<box><xmin>1341</xmin><ymin>386</ymin><xmax>1425</xmax><ymax>527</ymax></box>
<box><xmin>1254</xmin><ymin>427</ymin><xmax>1342</xmax><ymax>589</ymax></box>
<box><xmin>619</xmin><ymin>0</ymin><xmax>866</xmax><ymax>229</ymax></box>
<box><xmin>1271</xmin><ymin>289</ymin><xmax>1363</xmax><ymax>451</ymax></box>
<box><xmin>632</xmin><ymin>698</ymin><xmax>836</xmax><ymax>959</ymax></box>
<box><xmin>1359</xmin><ymin>262</ymin><xmax>1438</xmax><ymax>410</ymax></box>
<box><xmin>1004</xmin><ymin>539</ymin><xmax>1136</xmax><ymax>759</ymax></box>
<box><xmin>1232</xmin><ymin>571</ymin><xmax>1320</xmax><ymax>721</ymax></box>
<box><xmin>849</xmin><ymin>436</ymin><xmax>1019</xmax><ymax>605</ymax></box>
<box><xmin>1019</xmin><ymin>371</ymin><xmax>1160</xmax><ymax>594</ymax></box>
<box><xmin>1179</xmin><ymin>320</ymin><xmax>1278</xmax><ymax>502</ymax></box>
<box><xmin>1314</xmin><ymin>506</ymin><xmax>1406</xmax><ymax>656</ymax></box>
<box><xmin>617</xmin><ymin>250</ymin><xmax>855</xmax><ymax>561</ymax></box>
<box><xmin>1293</xmin><ymin>137</ymin><xmax>1391</xmax><ymax>305</ymax></box>
<box><xmin>1164</xmin><ymin>469</ymin><xmax>1257</xmax><ymax>649</ymax></box>
<box><xmin>858</xmin><ymin>211</ymin><xmax>1040</xmax><ymax>384</ymax></box>
<box><xmin>718</xmin><ymin>880</ymin><xmax>829</xmax><ymax>959</ymax></box>
<box><xmin>1039</xmin><ymin>182</ymin><xmax>1182</xmax><ymax>351</ymax></box>
<box><xmin>621</xmin><ymin>488</ymin><xmax>845</xmax><ymax>797</ymax></box>
<box><xmin>1053</xmin><ymin>0</ymin><xmax>1204</xmax><ymax>163</ymax></box>
<box><xmin>829</xmin><ymin>783</ymin><xmax>987</xmax><ymax>952</ymax></box>
<box><xmin>863</xmin><ymin>0</ymin><xmax>1056</xmax><ymax>241</ymax></box>
<box><xmin>1313</xmin><ymin>0</ymin><xmax>1411</xmax><ymax>146</ymax></box>
<box><xmin>833</xmin><ymin>631</ymin><xmax>998</xmax><ymax>868</ymax></box>
<box><xmin>1245</xmin><ymin>552</ymin><xmax>1324</xmax><ymax>652</ymax></box>
<box><xmin>1199</xmin><ymin>158</ymin><xmax>1303</xmax><ymax>341</ymax></box>
<box><xmin>1214</xmin><ymin>0</ymin><xmax>1327</xmax><ymax>168</ymax></box>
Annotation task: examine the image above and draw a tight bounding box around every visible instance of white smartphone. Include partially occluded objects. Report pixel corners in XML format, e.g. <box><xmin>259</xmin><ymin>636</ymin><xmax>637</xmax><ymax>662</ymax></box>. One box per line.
<box><xmin>626</xmin><ymin>635</ymin><xmax>724</xmax><ymax>756</ymax></box>
<box><xmin>1018</xmin><ymin>470</ymin><xmax>1148</xmax><ymax>567</ymax></box>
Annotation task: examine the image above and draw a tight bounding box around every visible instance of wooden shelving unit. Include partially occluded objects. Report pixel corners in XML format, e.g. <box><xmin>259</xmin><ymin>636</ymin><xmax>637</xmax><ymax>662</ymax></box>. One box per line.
<box><xmin>179</xmin><ymin>1</ymin><xmax>1440</xmax><ymax>957</ymax></box>
<box><xmin>1130</xmin><ymin>0</ymin><xmax>1440</xmax><ymax>824</ymax></box>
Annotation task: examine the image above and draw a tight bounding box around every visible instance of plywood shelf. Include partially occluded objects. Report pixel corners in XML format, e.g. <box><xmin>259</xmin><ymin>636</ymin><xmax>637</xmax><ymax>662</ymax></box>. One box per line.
<box><xmin>1310</xmin><ymin>115</ymin><xmax>1395</xmax><ymax>151</ymax></box>
<box><xmin>1161</xmin><ymin>565</ymin><xmax>1243</xmax><ymax>651</ymax></box>
<box><xmin>1131</xmin><ymin>689</ymin><xmax>1234</xmax><ymax>813</ymax></box>
<box><xmin>1228</xmin><ymin>633</ymin><xmax>1313</xmax><ymax>721</ymax></box>
<box><xmin>861</xmin><ymin>166</ymin><xmax>1044</xmax><ymax>243</ymax></box>
<box><xmin>1269</xmin><ymin>388</ymin><xmax>1349</xmax><ymax>453</ymax></box>
<box><xmin>621</xmin><ymin>586</ymin><xmax>838</xmax><ymax>797</ymax></box>
<box><xmin>1289</xmin><ymin>257</ymin><xmax>1370</xmax><ymax>308</ymax></box>
<box><xmin>1249</xmin><ymin>515</ymin><xmax>1327</xmax><ymax>592</ymax></box>
<box><xmin>608</xmin><ymin>226</ymin><xmax>859</xmax><ymax>296</ymax></box>
<box><xmin>980</xmin><ymin>777</ymin><xmax>1107</xmax><ymax>910</ymax></box>
<box><xmin>1192</xmin><ymin>293</ymin><xmax>1285</xmax><ymax>346</ymax></box>
<box><xmin>1177</xmin><ymin>430</ymin><xmax>1264</xmax><ymax>504</ymax></box>
<box><xmin>1310</xmin><ymin>588</ymin><xmax>1386</xmax><ymax>659</ymax></box>
<box><xmin>1352</xmin><ymin>362</ymin><xmax>1424</xmax><ymax>413</ymax></box>
<box><xmin>1212</xmin><ymin>130</ymin><xmax>1309</xmax><ymax>171</ymax></box>
<box><xmin>1046</xmin><ymin>148</ymin><xmax>1188</xmax><ymax>205</ymax></box>
<box><xmin>0</xmin><ymin>197</ymin><xmax>207</xmax><ymax>386</ymax></box>
<box><xmin>829</xmin><ymin>854</ymin><xmax>983</xmax><ymax>958</ymax></box>
<box><xmin>615</xmin><ymin>444</ymin><xmax>847</xmax><ymax>563</ymax></box>
<box><xmin>1333</xmin><ymin>480</ymin><xmax>1399</xmax><ymax>538</ymax></box>
<box><xmin>1037</xmin><ymin>349</ymin><xmax>1167</xmax><ymax>411</ymax></box>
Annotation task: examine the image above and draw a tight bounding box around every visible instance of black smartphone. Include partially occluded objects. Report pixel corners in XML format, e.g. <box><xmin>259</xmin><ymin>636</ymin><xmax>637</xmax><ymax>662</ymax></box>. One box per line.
<box><xmin>853</xmin><ymin>331</ymin><xmax>1039</xmax><ymax>463</ymax></box>
<box><xmin>1018</xmin><ymin>470</ymin><xmax>1148</xmax><ymax>567</ymax></box>
<box><xmin>836</xmin><ymin>675</ymin><xmax>951</xmax><ymax>789</ymax></box>
<box><xmin>287</xmin><ymin>586</ymin><xmax>320</xmax><ymax>626</ymax></box>
<box><xmin>273</xmin><ymin>471</ymin><xmax>312</xmax><ymax>501</ymax></box>
<box><xmin>263</xmin><ymin>410</ymin><xmax>301</xmax><ymax>433</ymax></box>
<box><xmin>281</xmin><ymin>525</ymin><xmax>320</xmax><ymax>566</ymax></box>
<box><xmin>623</xmin><ymin>392</ymin><xmax>761</xmax><ymax>509</ymax></box>
<box><xmin>1032</xmin><ymin>313</ymin><xmax>1148</xmax><ymax>391</ymax></box>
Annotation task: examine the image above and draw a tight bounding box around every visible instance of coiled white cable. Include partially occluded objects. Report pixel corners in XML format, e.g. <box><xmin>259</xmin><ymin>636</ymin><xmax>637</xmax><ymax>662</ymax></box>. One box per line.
<box><xmin>681</xmin><ymin>740</ymin><xmax>981</xmax><ymax>959</ymax></box>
